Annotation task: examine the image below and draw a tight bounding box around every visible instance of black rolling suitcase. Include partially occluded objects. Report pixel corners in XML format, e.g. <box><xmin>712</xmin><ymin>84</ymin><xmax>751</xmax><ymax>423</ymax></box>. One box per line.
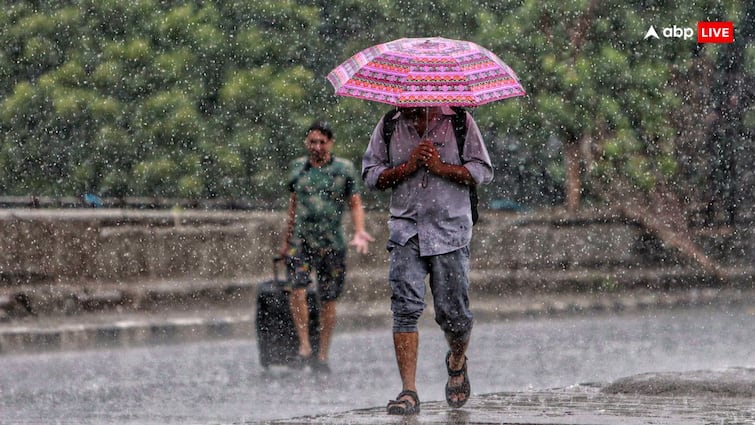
<box><xmin>255</xmin><ymin>257</ymin><xmax>320</xmax><ymax>369</ymax></box>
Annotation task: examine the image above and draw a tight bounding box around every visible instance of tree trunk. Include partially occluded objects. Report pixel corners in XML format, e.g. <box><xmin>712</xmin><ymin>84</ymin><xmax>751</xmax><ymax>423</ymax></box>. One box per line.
<box><xmin>608</xmin><ymin>184</ymin><xmax>723</xmax><ymax>278</ymax></box>
<box><xmin>564</xmin><ymin>139</ymin><xmax>581</xmax><ymax>213</ymax></box>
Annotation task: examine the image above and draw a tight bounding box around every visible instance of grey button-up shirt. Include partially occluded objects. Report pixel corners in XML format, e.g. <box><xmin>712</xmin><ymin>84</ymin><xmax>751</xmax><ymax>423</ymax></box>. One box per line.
<box><xmin>362</xmin><ymin>106</ymin><xmax>493</xmax><ymax>256</ymax></box>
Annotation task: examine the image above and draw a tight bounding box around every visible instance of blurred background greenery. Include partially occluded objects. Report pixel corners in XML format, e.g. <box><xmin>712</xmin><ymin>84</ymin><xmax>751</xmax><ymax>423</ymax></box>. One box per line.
<box><xmin>0</xmin><ymin>0</ymin><xmax>751</xmax><ymax>224</ymax></box>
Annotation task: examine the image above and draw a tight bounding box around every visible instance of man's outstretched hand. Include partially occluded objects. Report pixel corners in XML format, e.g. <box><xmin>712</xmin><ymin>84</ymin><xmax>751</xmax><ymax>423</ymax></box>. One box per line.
<box><xmin>349</xmin><ymin>230</ymin><xmax>375</xmax><ymax>254</ymax></box>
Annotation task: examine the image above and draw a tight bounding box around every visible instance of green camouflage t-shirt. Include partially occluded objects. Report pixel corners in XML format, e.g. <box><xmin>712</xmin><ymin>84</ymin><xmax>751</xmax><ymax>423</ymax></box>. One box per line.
<box><xmin>288</xmin><ymin>156</ymin><xmax>361</xmax><ymax>251</ymax></box>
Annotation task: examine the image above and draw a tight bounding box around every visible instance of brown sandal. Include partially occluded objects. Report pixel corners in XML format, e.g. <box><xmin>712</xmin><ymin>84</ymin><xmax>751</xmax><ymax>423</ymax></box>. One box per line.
<box><xmin>386</xmin><ymin>389</ymin><xmax>420</xmax><ymax>415</ymax></box>
<box><xmin>445</xmin><ymin>351</ymin><xmax>470</xmax><ymax>408</ymax></box>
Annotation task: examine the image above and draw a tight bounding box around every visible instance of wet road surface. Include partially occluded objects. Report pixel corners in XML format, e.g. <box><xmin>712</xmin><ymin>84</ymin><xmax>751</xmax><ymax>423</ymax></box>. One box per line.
<box><xmin>0</xmin><ymin>305</ymin><xmax>752</xmax><ymax>424</ymax></box>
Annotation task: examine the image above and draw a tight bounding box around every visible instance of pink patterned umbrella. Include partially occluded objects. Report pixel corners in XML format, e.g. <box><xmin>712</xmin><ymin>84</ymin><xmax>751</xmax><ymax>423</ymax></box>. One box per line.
<box><xmin>327</xmin><ymin>37</ymin><xmax>526</xmax><ymax>107</ymax></box>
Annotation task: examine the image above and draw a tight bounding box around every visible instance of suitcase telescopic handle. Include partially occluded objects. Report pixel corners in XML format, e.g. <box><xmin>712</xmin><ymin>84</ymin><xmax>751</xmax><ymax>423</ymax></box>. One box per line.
<box><xmin>272</xmin><ymin>255</ymin><xmax>284</xmax><ymax>283</ymax></box>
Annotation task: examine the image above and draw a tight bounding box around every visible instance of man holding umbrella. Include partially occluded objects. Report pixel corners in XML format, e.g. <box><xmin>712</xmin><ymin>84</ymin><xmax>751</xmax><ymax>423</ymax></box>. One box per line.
<box><xmin>362</xmin><ymin>105</ymin><xmax>493</xmax><ymax>413</ymax></box>
<box><xmin>328</xmin><ymin>37</ymin><xmax>524</xmax><ymax>414</ymax></box>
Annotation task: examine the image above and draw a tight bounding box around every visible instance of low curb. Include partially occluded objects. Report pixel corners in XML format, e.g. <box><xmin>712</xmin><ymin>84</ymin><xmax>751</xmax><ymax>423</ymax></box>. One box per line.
<box><xmin>0</xmin><ymin>286</ymin><xmax>752</xmax><ymax>355</ymax></box>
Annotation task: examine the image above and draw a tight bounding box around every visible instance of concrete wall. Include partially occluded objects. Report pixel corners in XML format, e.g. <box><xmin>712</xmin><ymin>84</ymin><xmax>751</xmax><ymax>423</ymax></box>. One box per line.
<box><xmin>0</xmin><ymin>209</ymin><xmax>751</xmax><ymax>292</ymax></box>
<box><xmin>0</xmin><ymin>210</ymin><xmax>279</xmax><ymax>283</ymax></box>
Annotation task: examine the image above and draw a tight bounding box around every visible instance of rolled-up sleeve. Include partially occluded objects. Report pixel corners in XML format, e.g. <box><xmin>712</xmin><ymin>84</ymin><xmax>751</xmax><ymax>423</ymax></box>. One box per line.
<box><xmin>362</xmin><ymin>121</ymin><xmax>389</xmax><ymax>190</ymax></box>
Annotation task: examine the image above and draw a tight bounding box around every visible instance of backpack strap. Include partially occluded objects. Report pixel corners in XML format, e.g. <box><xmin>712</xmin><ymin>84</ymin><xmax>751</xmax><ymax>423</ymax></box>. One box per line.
<box><xmin>449</xmin><ymin>107</ymin><xmax>479</xmax><ymax>225</ymax></box>
<box><xmin>450</xmin><ymin>106</ymin><xmax>467</xmax><ymax>154</ymax></box>
<box><xmin>288</xmin><ymin>159</ymin><xmax>312</xmax><ymax>192</ymax></box>
<box><xmin>381</xmin><ymin>109</ymin><xmax>398</xmax><ymax>162</ymax></box>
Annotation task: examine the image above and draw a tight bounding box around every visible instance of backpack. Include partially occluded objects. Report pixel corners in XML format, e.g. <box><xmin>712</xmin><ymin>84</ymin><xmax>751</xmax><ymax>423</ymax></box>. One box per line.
<box><xmin>381</xmin><ymin>106</ymin><xmax>479</xmax><ymax>225</ymax></box>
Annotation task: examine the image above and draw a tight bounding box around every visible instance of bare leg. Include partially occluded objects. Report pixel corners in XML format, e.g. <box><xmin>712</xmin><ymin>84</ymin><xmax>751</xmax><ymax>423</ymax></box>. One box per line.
<box><xmin>317</xmin><ymin>300</ymin><xmax>337</xmax><ymax>363</ymax></box>
<box><xmin>393</xmin><ymin>331</ymin><xmax>419</xmax><ymax>404</ymax></box>
<box><xmin>289</xmin><ymin>288</ymin><xmax>312</xmax><ymax>358</ymax></box>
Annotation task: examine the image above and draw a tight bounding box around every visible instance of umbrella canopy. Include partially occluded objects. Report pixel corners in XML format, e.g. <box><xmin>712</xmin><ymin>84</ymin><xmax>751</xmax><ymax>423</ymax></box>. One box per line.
<box><xmin>327</xmin><ymin>37</ymin><xmax>525</xmax><ymax>108</ymax></box>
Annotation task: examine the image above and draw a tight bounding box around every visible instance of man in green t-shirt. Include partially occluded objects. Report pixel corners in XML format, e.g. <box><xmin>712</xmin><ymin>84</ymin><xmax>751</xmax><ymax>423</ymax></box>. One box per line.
<box><xmin>280</xmin><ymin>121</ymin><xmax>374</xmax><ymax>374</ymax></box>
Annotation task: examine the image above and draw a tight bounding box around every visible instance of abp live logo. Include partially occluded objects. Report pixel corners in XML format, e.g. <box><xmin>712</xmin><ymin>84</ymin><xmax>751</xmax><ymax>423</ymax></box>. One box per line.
<box><xmin>698</xmin><ymin>22</ymin><xmax>734</xmax><ymax>43</ymax></box>
<box><xmin>644</xmin><ymin>22</ymin><xmax>734</xmax><ymax>43</ymax></box>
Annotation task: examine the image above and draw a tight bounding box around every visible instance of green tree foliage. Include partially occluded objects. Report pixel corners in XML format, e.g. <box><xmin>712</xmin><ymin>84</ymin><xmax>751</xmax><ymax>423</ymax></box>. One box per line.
<box><xmin>0</xmin><ymin>0</ymin><xmax>751</xmax><ymax>217</ymax></box>
<box><xmin>0</xmin><ymin>0</ymin><xmax>324</xmax><ymax>204</ymax></box>
<box><xmin>473</xmin><ymin>0</ymin><xmax>750</xmax><ymax>212</ymax></box>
